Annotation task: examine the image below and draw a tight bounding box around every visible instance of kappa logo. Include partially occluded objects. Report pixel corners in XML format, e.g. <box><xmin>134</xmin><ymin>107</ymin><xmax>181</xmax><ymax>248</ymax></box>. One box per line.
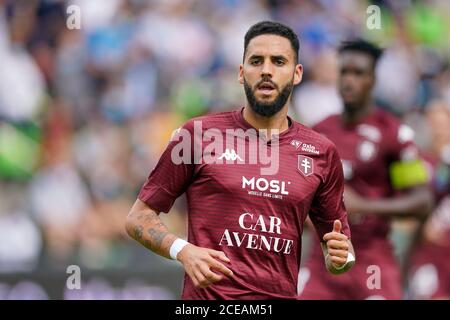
<box><xmin>218</xmin><ymin>149</ymin><xmax>243</xmax><ymax>161</ymax></box>
<box><xmin>297</xmin><ymin>155</ymin><xmax>314</xmax><ymax>176</ymax></box>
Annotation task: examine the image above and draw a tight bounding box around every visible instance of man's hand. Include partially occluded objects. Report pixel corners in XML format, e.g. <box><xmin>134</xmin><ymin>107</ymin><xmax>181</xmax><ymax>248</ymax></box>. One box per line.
<box><xmin>177</xmin><ymin>244</ymin><xmax>234</xmax><ymax>289</ymax></box>
<box><xmin>322</xmin><ymin>220</ymin><xmax>355</xmax><ymax>274</ymax></box>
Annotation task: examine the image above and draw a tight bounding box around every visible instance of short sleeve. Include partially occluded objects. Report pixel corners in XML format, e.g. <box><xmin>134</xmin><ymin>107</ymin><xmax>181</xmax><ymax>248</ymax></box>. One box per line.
<box><xmin>309</xmin><ymin>144</ymin><xmax>351</xmax><ymax>241</ymax></box>
<box><xmin>389</xmin><ymin>123</ymin><xmax>418</xmax><ymax>162</ymax></box>
<box><xmin>138</xmin><ymin>121</ymin><xmax>195</xmax><ymax>213</ymax></box>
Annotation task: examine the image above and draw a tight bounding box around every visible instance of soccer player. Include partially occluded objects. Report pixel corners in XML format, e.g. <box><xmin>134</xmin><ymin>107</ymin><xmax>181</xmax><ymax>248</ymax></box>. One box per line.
<box><xmin>298</xmin><ymin>40</ymin><xmax>434</xmax><ymax>300</ymax></box>
<box><xmin>126</xmin><ymin>21</ymin><xmax>355</xmax><ymax>300</ymax></box>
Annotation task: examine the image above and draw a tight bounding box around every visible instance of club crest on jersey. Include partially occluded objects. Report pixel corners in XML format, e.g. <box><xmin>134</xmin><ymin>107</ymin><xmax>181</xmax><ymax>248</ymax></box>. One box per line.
<box><xmin>297</xmin><ymin>155</ymin><xmax>314</xmax><ymax>176</ymax></box>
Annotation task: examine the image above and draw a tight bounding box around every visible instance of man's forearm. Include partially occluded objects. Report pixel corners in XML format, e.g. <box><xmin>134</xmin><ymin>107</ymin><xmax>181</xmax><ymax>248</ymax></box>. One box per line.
<box><xmin>356</xmin><ymin>186</ymin><xmax>433</xmax><ymax>218</ymax></box>
<box><xmin>125</xmin><ymin>200</ymin><xmax>178</xmax><ymax>259</ymax></box>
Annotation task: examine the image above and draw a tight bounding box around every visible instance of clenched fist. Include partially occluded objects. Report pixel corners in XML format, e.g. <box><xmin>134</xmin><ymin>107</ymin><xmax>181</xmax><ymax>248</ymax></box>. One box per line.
<box><xmin>323</xmin><ymin>220</ymin><xmax>355</xmax><ymax>273</ymax></box>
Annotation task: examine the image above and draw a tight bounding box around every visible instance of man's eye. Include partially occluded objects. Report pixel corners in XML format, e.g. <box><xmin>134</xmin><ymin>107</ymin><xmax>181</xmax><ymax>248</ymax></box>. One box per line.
<box><xmin>250</xmin><ymin>60</ymin><xmax>261</xmax><ymax>65</ymax></box>
<box><xmin>275</xmin><ymin>59</ymin><xmax>285</xmax><ymax>66</ymax></box>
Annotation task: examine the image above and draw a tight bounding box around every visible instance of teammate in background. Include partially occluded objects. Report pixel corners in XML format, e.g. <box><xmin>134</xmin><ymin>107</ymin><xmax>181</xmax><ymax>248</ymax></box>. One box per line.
<box><xmin>408</xmin><ymin>101</ymin><xmax>450</xmax><ymax>300</ymax></box>
<box><xmin>298</xmin><ymin>40</ymin><xmax>434</xmax><ymax>300</ymax></box>
<box><xmin>125</xmin><ymin>21</ymin><xmax>355</xmax><ymax>299</ymax></box>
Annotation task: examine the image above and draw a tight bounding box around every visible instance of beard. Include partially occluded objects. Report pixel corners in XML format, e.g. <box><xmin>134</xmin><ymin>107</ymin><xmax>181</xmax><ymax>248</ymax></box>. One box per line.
<box><xmin>244</xmin><ymin>77</ymin><xmax>294</xmax><ymax>117</ymax></box>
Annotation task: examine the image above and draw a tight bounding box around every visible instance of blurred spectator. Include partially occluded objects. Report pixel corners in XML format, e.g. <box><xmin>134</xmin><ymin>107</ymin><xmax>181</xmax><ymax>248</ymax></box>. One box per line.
<box><xmin>0</xmin><ymin>0</ymin><xmax>449</xmax><ymax>299</ymax></box>
<box><xmin>292</xmin><ymin>49</ymin><xmax>342</xmax><ymax>126</ymax></box>
<box><xmin>0</xmin><ymin>182</ymin><xmax>42</xmax><ymax>273</ymax></box>
<box><xmin>0</xmin><ymin>3</ymin><xmax>46</xmax><ymax>121</ymax></box>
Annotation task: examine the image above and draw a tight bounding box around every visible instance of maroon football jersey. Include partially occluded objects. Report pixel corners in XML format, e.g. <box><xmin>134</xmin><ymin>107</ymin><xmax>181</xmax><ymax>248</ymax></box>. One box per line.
<box><xmin>138</xmin><ymin>107</ymin><xmax>350</xmax><ymax>299</ymax></box>
<box><xmin>300</xmin><ymin>108</ymin><xmax>417</xmax><ymax>300</ymax></box>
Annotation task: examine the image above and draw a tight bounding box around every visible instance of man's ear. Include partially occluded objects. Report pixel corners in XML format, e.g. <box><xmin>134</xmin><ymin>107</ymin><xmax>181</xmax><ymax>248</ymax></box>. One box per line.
<box><xmin>238</xmin><ymin>64</ymin><xmax>244</xmax><ymax>84</ymax></box>
<box><xmin>293</xmin><ymin>63</ymin><xmax>303</xmax><ymax>85</ymax></box>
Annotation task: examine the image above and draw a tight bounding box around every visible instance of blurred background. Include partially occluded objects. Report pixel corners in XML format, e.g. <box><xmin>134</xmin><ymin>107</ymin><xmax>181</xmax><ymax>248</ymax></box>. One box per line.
<box><xmin>0</xmin><ymin>0</ymin><xmax>449</xmax><ymax>299</ymax></box>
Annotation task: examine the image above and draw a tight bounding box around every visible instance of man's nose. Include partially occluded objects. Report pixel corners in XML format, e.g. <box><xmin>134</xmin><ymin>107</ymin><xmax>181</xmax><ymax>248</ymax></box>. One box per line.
<box><xmin>261</xmin><ymin>60</ymin><xmax>274</xmax><ymax>78</ymax></box>
<box><xmin>341</xmin><ymin>74</ymin><xmax>356</xmax><ymax>87</ymax></box>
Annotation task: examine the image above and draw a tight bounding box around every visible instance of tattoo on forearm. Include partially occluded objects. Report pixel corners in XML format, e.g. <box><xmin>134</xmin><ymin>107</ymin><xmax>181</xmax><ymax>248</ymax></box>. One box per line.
<box><xmin>131</xmin><ymin>209</ymin><xmax>174</xmax><ymax>256</ymax></box>
<box><xmin>143</xmin><ymin>239</ymin><xmax>151</xmax><ymax>249</ymax></box>
<box><xmin>133</xmin><ymin>225</ymin><xmax>143</xmax><ymax>240</ymax></box>
<box><xmin>136</xmin><ymin>211</ymin><xmax>159</xmax><ymax>223</ymax></box>
<box><xmin>136</xmin><ymin>212</ymin><xmax>145</xmax><ymax>220</ymax></box>
<box><xmin>148</xmin><ymin>228</ymin><xmax>170</xmax><ymax>250</ymax></box>
<box><xmin>154</xmin><ymin>222</ymin><xmax>164</xmax><ymax>228</ymax></box>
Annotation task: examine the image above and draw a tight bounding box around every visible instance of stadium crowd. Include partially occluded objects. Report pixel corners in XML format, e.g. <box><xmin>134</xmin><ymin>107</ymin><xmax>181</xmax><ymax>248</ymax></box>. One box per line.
<box><xmin>0</xmin><ymin>0</ymin><xmax>449</xmax><ymax>299</ymax></box>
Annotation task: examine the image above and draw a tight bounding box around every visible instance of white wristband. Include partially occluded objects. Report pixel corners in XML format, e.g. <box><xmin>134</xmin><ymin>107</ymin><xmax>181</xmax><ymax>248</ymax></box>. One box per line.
<box><xmin>333</xmin><ymin>252</ymin><xmax>356</xmax><ymax>270</ymax></box>
<box><xmin>169</xmin><ymin>238</ymin><xmax>189</xmax><ymax>260</ymax></box>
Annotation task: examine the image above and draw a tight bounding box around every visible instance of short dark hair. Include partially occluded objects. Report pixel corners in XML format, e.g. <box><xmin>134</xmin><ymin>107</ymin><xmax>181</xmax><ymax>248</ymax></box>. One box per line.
<box><xmin>338</xmin><ymin>39</ymin><xmax>383</xmax><ymax>68</ymax></box>
<box><xmin>244</xmin><ymin>21</ymin><xmax>300</xmax><ymax>62</ymax></box>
